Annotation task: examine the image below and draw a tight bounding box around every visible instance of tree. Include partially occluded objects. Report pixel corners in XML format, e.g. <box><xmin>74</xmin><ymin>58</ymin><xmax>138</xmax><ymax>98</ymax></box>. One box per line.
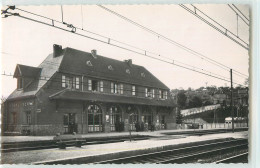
<box><xmin>188</xmin><ymin>96</ymin><xmax>202</xmax><ymax>108</ymax></box>
<box><xmin>177</xmin><ymin>91</ymin><xmax>187</xmax><ymax>109</ymax></box>
<box><xmin>176</xmin><ymin>109</ymin><xmax>183</xmax><ymax>124</ymax></box>
<box><xmin>203</xmin><ymin>100</ymin><xmax>212</xmax><ymax>106</ymax></box>
<box><xmin>244</xmin><ymin>77</ymin><xmax>249</xmax><ymax>86</ymax></box>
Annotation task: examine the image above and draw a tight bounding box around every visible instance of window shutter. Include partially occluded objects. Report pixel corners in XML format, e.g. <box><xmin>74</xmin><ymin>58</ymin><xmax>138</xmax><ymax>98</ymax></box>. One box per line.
<box><xmin>145</xmin><ymin>88</ymin><xmax>148</xmax><ymax>97</ymax></box>
<box><xmin>100</xmin><ymin>81</ymin><xmax>103</xmax><ymax>92</ymax></box>
<box><xmin>152</xmin><ymin>89</ymin><xmax>155</xmax><ymax>98</ymax></box>
<box><xmin>88</xmin><ymin>79</ymin><xmax>92</xmax><ymax>91</ymax></box>
<box><xmin>111</xmin><ymin>82</ymin><xmax>114</xmax><ymax>93</ymax></box>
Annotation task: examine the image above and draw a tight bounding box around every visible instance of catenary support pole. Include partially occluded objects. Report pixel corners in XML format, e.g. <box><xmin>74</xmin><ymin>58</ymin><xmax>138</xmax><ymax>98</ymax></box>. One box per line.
<box><xmin>230</xmin><ymin>69</ymin><xmax>234</xmax><ymax>133</ymax></box>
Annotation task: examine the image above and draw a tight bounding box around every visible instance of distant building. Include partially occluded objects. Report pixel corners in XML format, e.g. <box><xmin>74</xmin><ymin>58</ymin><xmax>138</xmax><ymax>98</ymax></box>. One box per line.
<box><xmin>2</xmin><ymin>44</ymin><xmax>176</xmax><ymax>135</ymax></box>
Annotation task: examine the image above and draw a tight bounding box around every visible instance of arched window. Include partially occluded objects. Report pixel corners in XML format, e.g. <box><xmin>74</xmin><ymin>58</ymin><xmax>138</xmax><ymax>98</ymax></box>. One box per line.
<box><xmin>87</xmin><ymin>105</ymin><xmax>102</xmax><ymax>132</ymax></box>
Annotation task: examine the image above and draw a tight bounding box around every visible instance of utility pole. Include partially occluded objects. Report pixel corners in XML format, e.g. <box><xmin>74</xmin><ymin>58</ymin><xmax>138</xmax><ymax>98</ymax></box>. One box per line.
<box><xmin>230</xmin><ymin>69</ymin><xmax>234</xmax><ymax>133</ymax></box>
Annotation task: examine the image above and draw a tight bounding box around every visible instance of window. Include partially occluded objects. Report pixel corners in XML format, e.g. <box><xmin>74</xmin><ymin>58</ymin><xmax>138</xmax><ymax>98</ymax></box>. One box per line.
<box><xmin>111</xmin><ymin>82</ymin><xmax>118</xmax><ymax>94</ymax></box>
<box><xmin>111</xmin><ymin>82</ymin><xmax>123</xmax><ymax>94</ymax></box>
<box><xmin>141</xmin><ymin>72</ymin><xmax>145</xmax><ymax>77</ymax></box>
<box><xmin>159</xmin><ymin>90</ymin><xmax>162</xmax><ymax>99</ymax></box>
<box><xmin>65</xmin><ymin>76</ymin><xmax>73</xmax><ymax>88</ymax></box>
<box><xmin>62</xmin><ymin>75</ymin><xmax>80</xmax><ymax>89</ymax></box>
<box><xmin>86</xmin><ymin>60</ymin><xmax>93</xmax><ymax>66</ymax></box>
<box><xmin>159</xmin><ymin>90</ymin><xmax>168</xmax><ymax>99</ymax></box>
<box><xmin>75</xmin><ymin>77</ymin><xmax>80</xmax><ymax>89</ymax></box>
<box><xmin>61</xmin><ymin>75</ymin><xmax>73</xmax><ymax>88</ymax></box>
<box><xmin>100</xmin><ymin>81</ymin><xmax>104</xmax><ymax>92</ymax></box>
<box><xmin>145</xmin><ymin>88</ymin><xmax>154</xmax><ymax>98</ymax></box>
<box><xmin>88</xmin><ymin>79</ymin><xmax>99</xmax><ymax>92</ymax></box>
<box><xmin>26</xmin><ymin>112</ymin><xmax>31</xmax><ymax>125</ymax></box>
<box><xmin>62</xmin><ymin>75</ymin><xmax>66</xmax><ymax>87</ymax></box>
<box><xmin>164</xmin><ymin>91</ymin><xmax>168</xmax><ymax>99</ymax></box>
<box><xmin>108</xmin><ymin>65</ymin><xmax>113</xmax><ymax>70</ymax></box>
<box><xmin>126</xmin><ymin>69</ymin><xmax>130</xmax><ymax>74</ymax></box>
<box><xmin>17</xmin><ymin>78</ymin><xmax>23</xmax><ymax>89</ymax></box>
<box><xmin>132</xmin><ymin>85</ymin><xmax>136</xmax><ymax>96</ymax></box>
<box><xmin>118</xmin><ymin>84</ymin><xmax>123</xmax><ymax>94</ymax></box>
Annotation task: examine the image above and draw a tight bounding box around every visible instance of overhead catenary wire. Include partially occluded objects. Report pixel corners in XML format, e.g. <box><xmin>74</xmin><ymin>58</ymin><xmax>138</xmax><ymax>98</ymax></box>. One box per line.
<box><xmin>15</xmin><ymin>5</ymin><xmax>248</xmax><ymax>79</ymax></box>
<box><xmin>227</xmin><ymin>4</ymin><xmax>249</xmax><ymax>26</ymax></box>
<box><xmin>189</xmin><ymin>4</ymin><xmax>248</xmax><ymax>42</ymax></box>
<box><xmin>232</xmin><ymin>4</ymin><xmax>249</xmax><ymax>21</ymax></box>
<box><xmin>97</xmin><ymin>5</ymin><xmax>249</xmax><ymax>78</ymax></box>
<box><xmin>2</xmin><ymin>7</ymin><xmax>247</xmax><ymax>86</ymax></box>
<box><xmin>179</xmin><ymin>4</ymin><xmax>249</xmax><ymax>50</ymax></box>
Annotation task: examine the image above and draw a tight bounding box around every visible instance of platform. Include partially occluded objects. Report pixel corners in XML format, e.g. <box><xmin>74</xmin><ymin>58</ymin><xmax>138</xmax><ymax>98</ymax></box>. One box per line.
<box><xmin>1</xmin><ymin>130</ymin><xmax>248</xmax><ymax>164</ymax></box>
<box><xmin>0</xmin><ymin>127</ymin><xmax>246</xmax><ymax>143</ymax></box>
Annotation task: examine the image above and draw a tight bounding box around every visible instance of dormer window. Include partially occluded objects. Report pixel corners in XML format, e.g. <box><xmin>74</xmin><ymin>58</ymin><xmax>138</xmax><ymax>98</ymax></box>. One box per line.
<box><xmin>108</xmin><ymin>65</ymin><xmax>114</xmax><ymax>71</ymax></box>
<box><xmin>91</xmin><ymin>49</ymin><xmax>97</xmax><ymax>59</ymax></box>
<box><xmin>126</xmin><ymin>69</ymin><xmax>130</xmax><ymax>74</ymax></box>
<box><xmin>86</xmin><ymin>60</ymin><xmax>93</xmax><ymax>66</ymax></box>
<box><xmin>17</xmin><ymin>78</ymin><xmax>23</xmax><ymax>89</ymax></box>
<box><xmin>141</xmin><ymin>72</ymin><xmax>145</xmax><ymax>77</ymax></box>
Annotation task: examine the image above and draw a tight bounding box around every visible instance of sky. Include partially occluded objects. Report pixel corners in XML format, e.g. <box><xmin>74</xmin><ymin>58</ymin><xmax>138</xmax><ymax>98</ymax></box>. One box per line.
<box><xmin>1</xmin><ymin>4</ymin><xmax>249</xmax><ymax>98</ymax></box>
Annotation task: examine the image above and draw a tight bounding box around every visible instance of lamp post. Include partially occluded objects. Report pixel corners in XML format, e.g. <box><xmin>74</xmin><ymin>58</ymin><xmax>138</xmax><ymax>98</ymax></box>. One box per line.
<box><xmin>129</xmin><ymin>113</ymin><xmax>134</xmax><ymax>142</ymax></box>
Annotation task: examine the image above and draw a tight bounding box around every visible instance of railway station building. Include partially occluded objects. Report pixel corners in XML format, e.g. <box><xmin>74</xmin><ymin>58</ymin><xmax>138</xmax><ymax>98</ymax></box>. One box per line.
<box><xmin>2</xmin><ymin>44</ymin><xmax>176</xmax><ymax>135</ymax></box>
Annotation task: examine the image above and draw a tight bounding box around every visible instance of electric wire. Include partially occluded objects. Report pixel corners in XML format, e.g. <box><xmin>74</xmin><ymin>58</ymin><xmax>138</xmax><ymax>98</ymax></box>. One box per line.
<box><xmin>179</xmin><ymin>4</ymin><xmax>249</xmax><ymax>50</ymax></box>
<box><xmin>227</xmin><ymin>4</ymin><xmax>249</xmax><ymax>26</ymax></box>
<box><xmin>15</xmin><ymin>6</ymin><xmax>248</xmax><ymax>79</ymax></box>
<box><xmin>3</xmin><ymin>8</ymin><xmax>247</xmax><ymax>86</ymax></box>
<box><xmin>98</xmin><ymin>5</ymin><xmax>249</xmax><ymax>78</ymax></box>
<box><xmin>232</xmin><ymin>4</ymin><xmax>249</xmax><ymax>21</ymax></box>
<box><xmin>190</xmin><ymin>4</ymin><xmax>249</xmax><ymax>43</ymax></box>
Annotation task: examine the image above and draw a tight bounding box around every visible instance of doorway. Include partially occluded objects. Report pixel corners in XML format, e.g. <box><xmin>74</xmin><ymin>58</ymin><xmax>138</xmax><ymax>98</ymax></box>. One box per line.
<box><xmin>87</xmin><ymin>105</ymin><xmax>103</xmax><ymax>132</ymax></box>
<box><xmin>63</xmin><ymin>113</ymin><xmax>77</xmax><ymax>134</ymax></box>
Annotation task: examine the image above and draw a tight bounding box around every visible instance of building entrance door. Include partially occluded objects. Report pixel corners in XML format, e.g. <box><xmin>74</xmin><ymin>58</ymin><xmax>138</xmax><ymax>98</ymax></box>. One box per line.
<box><xmin>129</xmin><ymin>111</ymin><xmax>138</xmax><ymax>131</ymax></box>
<box><xmin>63</xmin><ymin>113</ymin><xmax>77</xmax><ymax>134</ymax></box>
<box><xmin>109</xmin><ymin>106</ymin><xmax>122</xmax><ymax>132</ymax></box>
<box><xmin>144</xmin><ymin>115</ymin><xmax>152</xmax><ymax>130</ymax></box>
<box><xmin>87</xmin><ymin>105</ymin><xmax>103</xmax><ymax>132</ymax></box>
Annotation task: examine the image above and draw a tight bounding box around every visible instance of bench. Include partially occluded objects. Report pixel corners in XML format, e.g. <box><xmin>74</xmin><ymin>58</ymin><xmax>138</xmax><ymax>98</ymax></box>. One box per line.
<box><xmin>53</xmin><ymin>134</ymin><xmax>86</xmax><ymax>149</ymax></box>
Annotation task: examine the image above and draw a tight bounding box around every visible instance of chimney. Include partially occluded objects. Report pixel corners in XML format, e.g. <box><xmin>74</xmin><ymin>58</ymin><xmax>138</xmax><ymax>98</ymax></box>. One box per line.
<box><xmin>124</xmin><ymin>59</ymin><xmax>132</xmax><ymax>67</ymax></box>
<box><xmin>53</xmin><ymin>44</ymin><xmax>63</xmax><ymax>58</ymax></box>
<box><xmin>91</xmin><ymin>49</ymin><xmax>97</xmax><ymax>59</ymax></box>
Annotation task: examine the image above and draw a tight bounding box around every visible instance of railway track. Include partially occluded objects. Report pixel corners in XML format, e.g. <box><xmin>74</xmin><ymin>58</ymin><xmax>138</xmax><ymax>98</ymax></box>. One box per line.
<box><xmin>214</xmin><ymin>152</ymin><xmax>248</xmax><ymax>163</ymax></box>
<box><xmin>1</xmin><ymin>128</ymin><xmax>247</xmax><ymax>153</ymax></box>
<box><xmin>91</xmin><ymin>138</ymin><xmax>248</xmax><ymax>164</ymax></box>
<box><xmin>162</xmin><ymin>127</ymin><xmax>248</xmax><ymax>136</ymax></box>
